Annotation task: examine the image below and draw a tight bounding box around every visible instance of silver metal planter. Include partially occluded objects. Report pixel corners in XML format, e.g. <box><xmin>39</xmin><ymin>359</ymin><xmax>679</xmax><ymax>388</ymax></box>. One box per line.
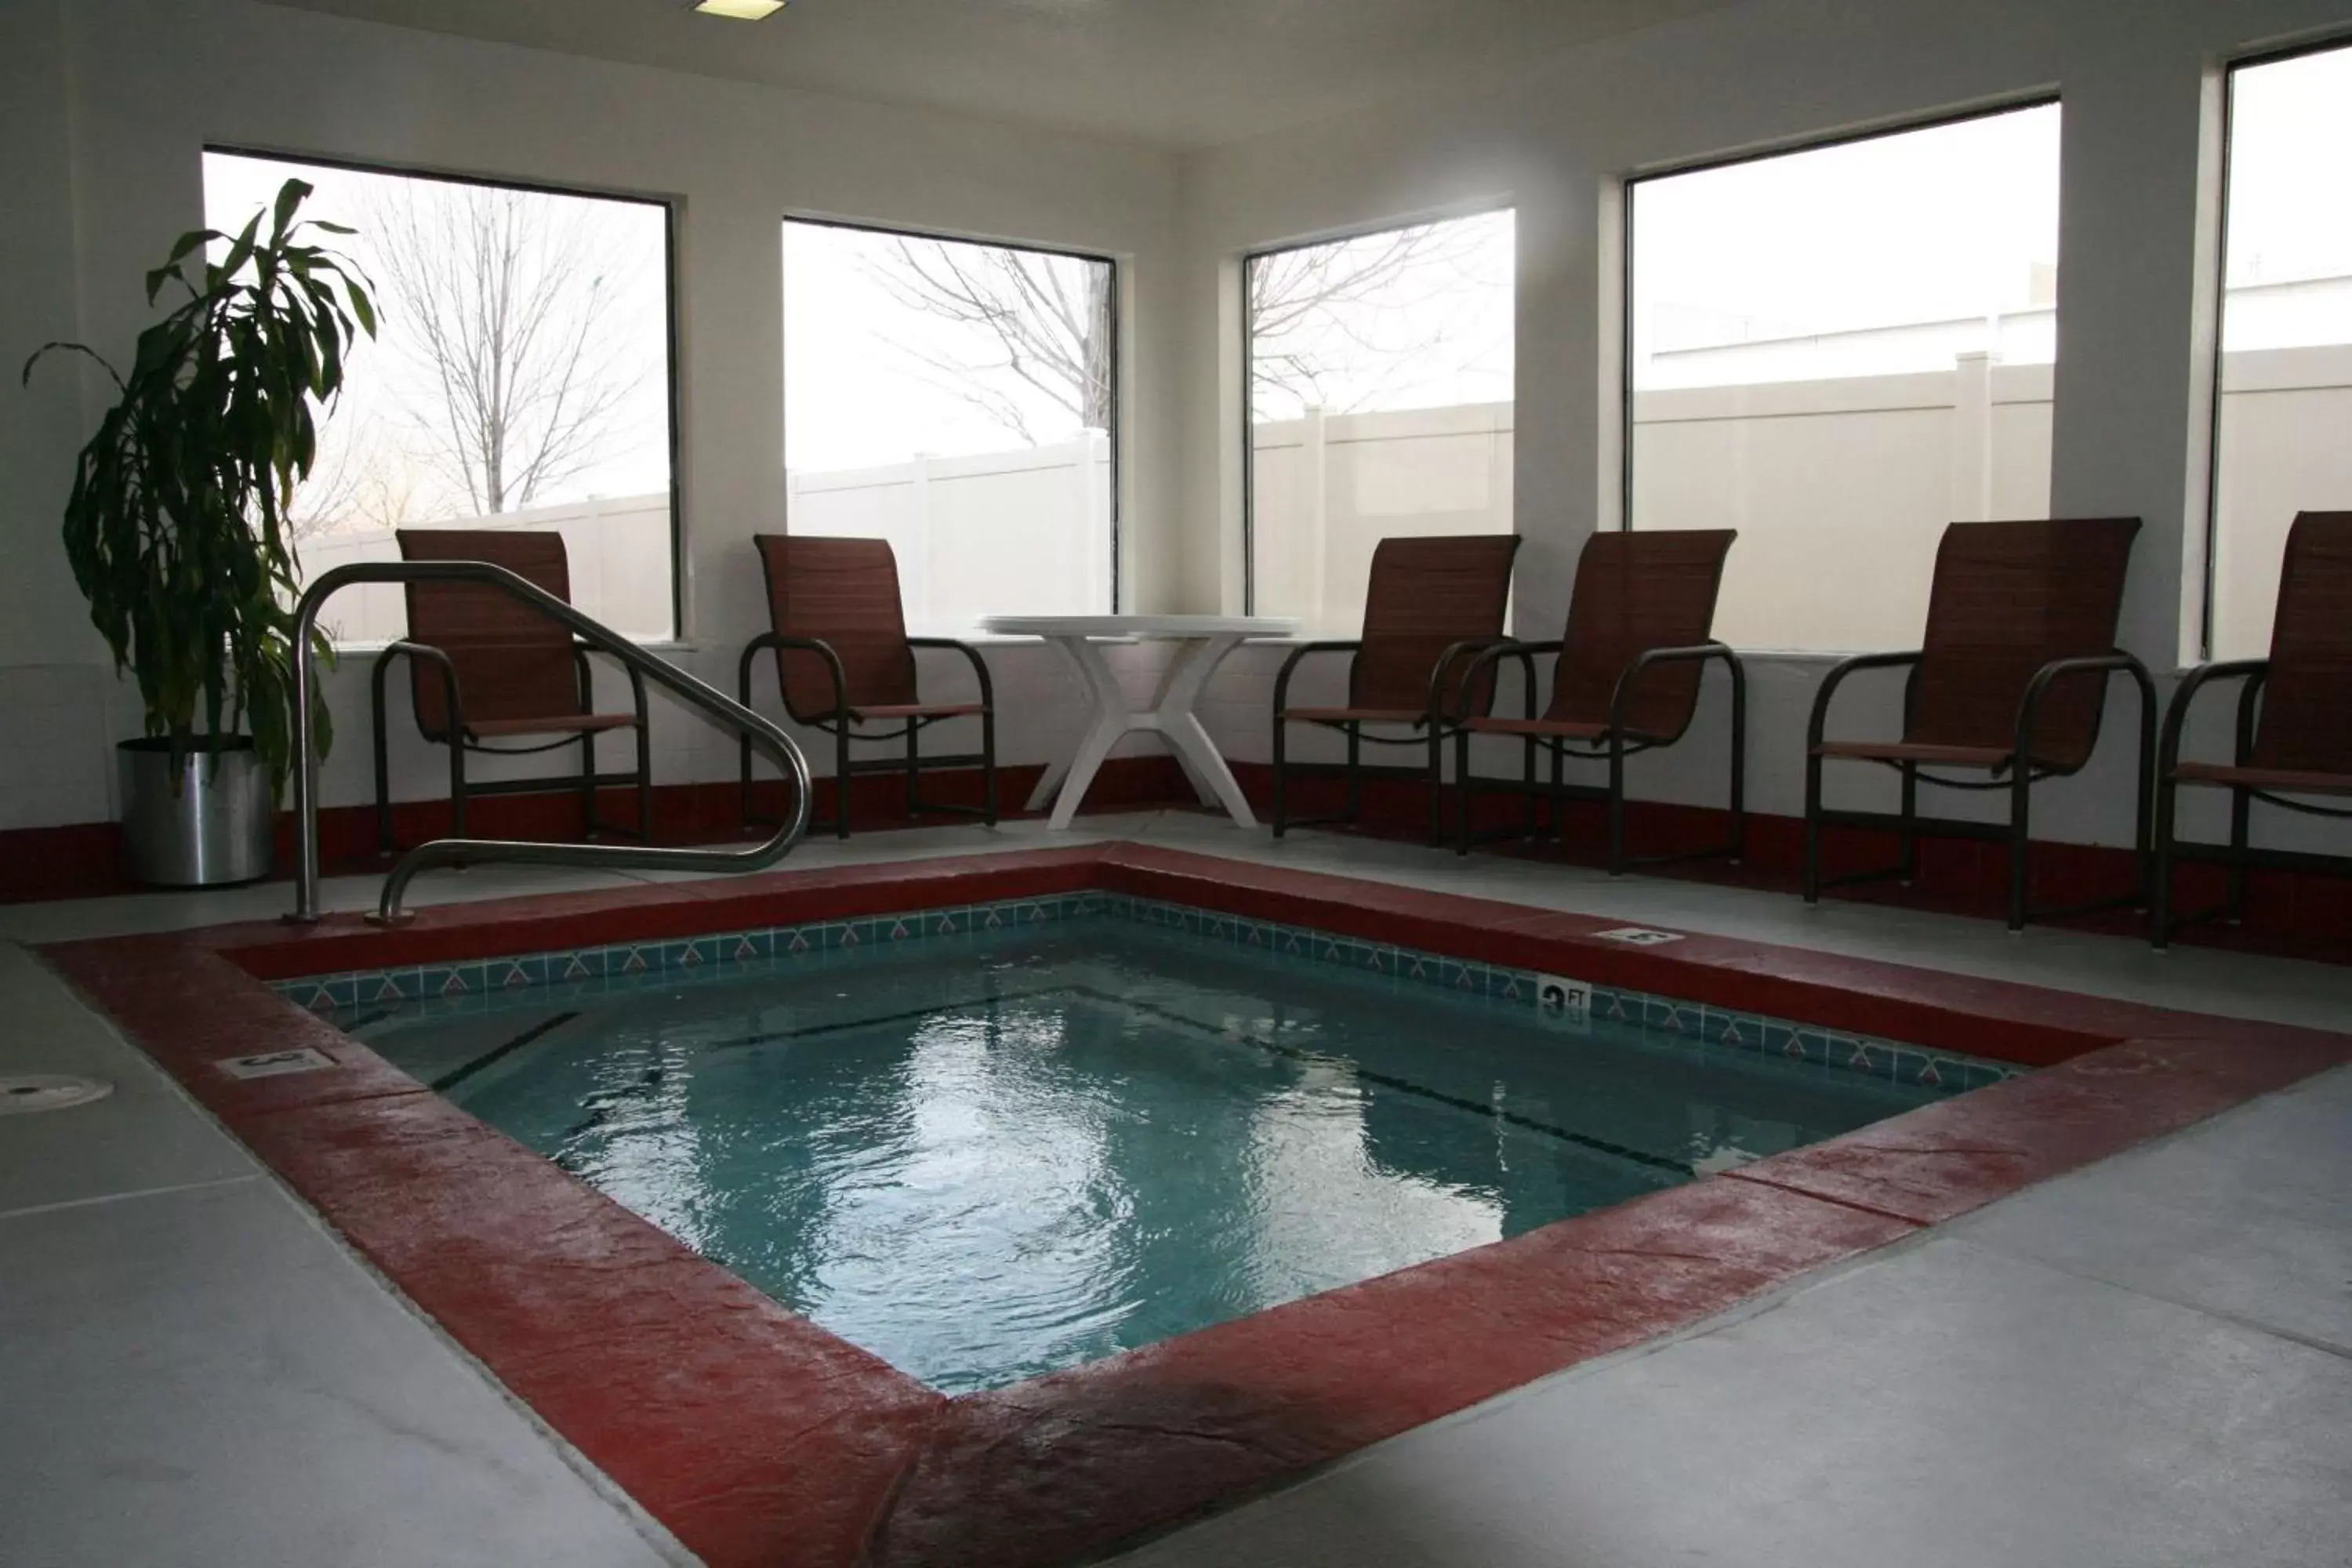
<box><xmin>118</xmin><ymin>737</ymin><xmax>275</xmax><ymax>887</ymax></box>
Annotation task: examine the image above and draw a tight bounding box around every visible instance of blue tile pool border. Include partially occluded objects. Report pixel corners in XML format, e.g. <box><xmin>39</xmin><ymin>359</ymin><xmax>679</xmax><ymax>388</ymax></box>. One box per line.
<box><xmin>270</xmin><ymin>892</ymin><xmax>2025</xmax><ymax>1096</ymax></box>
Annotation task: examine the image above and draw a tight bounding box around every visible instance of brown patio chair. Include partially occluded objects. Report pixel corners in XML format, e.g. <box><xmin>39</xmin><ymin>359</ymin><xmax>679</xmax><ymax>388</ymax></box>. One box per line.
<box><xmin>372</xmin><ymin>529</ymin><xmax>651</xmax><ymax>853</ymax></box>
<box><xmin>1450</xmin><ymin>528</ymin><xmax>1744</xmax><ymax>875</ymax></box>
<box><xmin>739</xmin><ymin>535</ymin><xmax>995</xmax><ymax>840</ymax></box>
<box><xmin>1804</xmin><ymin>517</ymin><xmax>2155</xmax><ymax>932</ymax></box>
<box><xmin>1272</xmin><ymin>534</ymin><xmax>1523</xmax><ymax>846</ymax></box>
<box><xmin>2151</xmin><ymin>510</ymin><xmax>2352</xmax><ymax>947</ymax></box>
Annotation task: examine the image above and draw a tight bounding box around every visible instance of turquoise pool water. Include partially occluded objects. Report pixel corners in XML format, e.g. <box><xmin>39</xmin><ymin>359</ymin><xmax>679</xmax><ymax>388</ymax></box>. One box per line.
<box><xmin>343</xmin><ymin>918</ymin><xmax>1958</xmax><ymax>1393</ymax></box>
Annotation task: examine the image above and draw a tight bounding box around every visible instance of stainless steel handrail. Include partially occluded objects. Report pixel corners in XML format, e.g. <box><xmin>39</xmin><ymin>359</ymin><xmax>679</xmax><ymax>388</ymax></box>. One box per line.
<box><xmin>288</xmin><ymin>561</ymin><xmax>813</xmax><ymax>926</ymax></box>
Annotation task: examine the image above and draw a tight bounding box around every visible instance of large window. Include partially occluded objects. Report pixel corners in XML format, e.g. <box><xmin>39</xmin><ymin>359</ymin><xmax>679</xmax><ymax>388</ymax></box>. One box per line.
<box><xmin>1245</xmin><ymin>210</ymin><xmax>1515</xmax><ymax>632</ymax></box>
<box><xmin>201</xmin><ymin>152</ymin><xmax>677</xmax><ymax>642</ymax></box>
<box><xmin>2209</xmin><ymin>45</ymin><xmax>2352</xmax><ymax>659</ymax></box>
<box><xmin>782</xmin><ymin>221</ymin><xmax>1116</xmax><ymax>632</ymax></box>
<box><xmin>1628</xmin><ymin>105</ymin><xmax>2062</xmax><ymax>652</ymax></box>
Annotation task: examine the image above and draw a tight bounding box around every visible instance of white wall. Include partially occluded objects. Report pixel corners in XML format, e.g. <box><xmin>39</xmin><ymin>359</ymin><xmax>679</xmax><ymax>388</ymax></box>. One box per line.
<box><xmin>0</xmin><ymin>0</ymin><xmax>1185</xmax><ymax>829</ymax></box>
<box><xmin>1178</xmin><ymin>0</ymin><xmax>2352</xmax><ymax>853</ymax></box>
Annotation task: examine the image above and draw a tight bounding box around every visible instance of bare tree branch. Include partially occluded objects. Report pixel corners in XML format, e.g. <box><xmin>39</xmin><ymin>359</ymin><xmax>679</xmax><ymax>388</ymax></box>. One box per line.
<box><xmin>1246</xmin><ymin>219</ymin><xmax>1505</xmax><ymax>414</ymax></box>
<box><xmin>853</xmin><ymin>236</ymin><xmax>1112</xmax><ymax>444</ymax></box>
<box><xmin>364</xmin><ymin>182</ymin><xmax>643</xmax><ymax>513</ymax></box>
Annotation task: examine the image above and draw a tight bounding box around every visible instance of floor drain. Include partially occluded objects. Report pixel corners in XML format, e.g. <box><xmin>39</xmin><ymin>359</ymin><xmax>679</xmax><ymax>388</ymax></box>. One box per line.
<box><xmin>1593</xmin><ymin>927</ymin><xmax>1684</xmax><ymax>946</ymax></box>
<box><xmin>0</xmin><ymin>1074</ymin><xmax>116</xmax><ymax>1115</ymax></box>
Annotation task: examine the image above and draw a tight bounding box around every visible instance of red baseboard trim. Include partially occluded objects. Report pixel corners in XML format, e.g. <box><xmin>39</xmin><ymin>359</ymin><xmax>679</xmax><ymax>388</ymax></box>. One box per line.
<box><xmin>0</xmin><ymin>755</ymin><xmax>1191</xmax><ymax>906</ymax></box>
<box><xmin>1227</xmin><ymin>761</ymin><xmax>2352</xmax><ymax>954</ymax></box>
<box><xmin>38</xmin><ymin>844</ymin><xmax>2352</xmax><ymax>1568</ymax></box>
<box><xmin>8</xmin><ymin>750</ymin><xmax>2341</xmax><ymax>959</ymax></box>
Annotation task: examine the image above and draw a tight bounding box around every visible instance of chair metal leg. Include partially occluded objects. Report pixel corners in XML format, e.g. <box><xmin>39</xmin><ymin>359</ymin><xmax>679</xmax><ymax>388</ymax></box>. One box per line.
<box><xmin>2151</xmin><ymin>774</ymin><xmax>2179</xmax><ymax>949</ymax></box>
<box><xmin>2007</xmin><ymin>767</ymin><xmax>2033</xmax><ymax>933</ymax></box>
<box><xmin>1549</xmin><ymin>740</ymin><xmax>1564</xmax><ymax>844</ymax></box>
<box><xmin>1606</xmin><ymin>731</ymin><xmax>1627</xmax><ymax>877</ymax></box>
<box><xmin>906</xmin><ymin>720</ymin><xmax>921</xmax><ymax>817</ymax></box>
<box><xmin>448</xmin><ymin>739</ymin><xmax>469</xmax><ymax>850</ymax></box>
<box><xmin>634</xmin><ymin>720</ymin><xmax>652</xmax><ymax>841</ymax></box>
<box><xmin>1897</xmin><ymin>762</ymin><xmax>1918</xmax><ymax>884</ymax></box>
<box><xmin>1426</xmin><ymin>727</ymin><xmax>1444</xmax><ymax>848</ymax></box>
<box><xmin>982</xmin><ymin>709</ymin><xmax>999</xmax><ymax>826</ymax></box>
<box><xmin>372</xmin><ymin>677</ymin><xmax>394</xmax><ymax>857</ymax></box>
<box><xmin>1522</xmin><ymin>735</ymin><xmax>1539</xmax><ymax>839</ymax></box>
<box><xmin>1726</xmin><ymin>659</ymin><xmax>1747</xmax><ymax>862</ymax></box>
<box><xmin>2226</xmin><ymin>785</ymin><xmax>2251</xmax><ymax>923</ymax></box>
<box><xmin>835</xmin><ymin>724</ymin><xmax>851</xmax><ymax>840</ymax></box>
<box><xmin>1345</xmin><ymin>725</ymin><xmax>1363</xmax><ymax>822</ymax></box>
<box><xmin>1454</xmin><ymin>728</ymin><xmax>1475</xmax><ymax>855</ymax></box>
<box><xmin>1802</xmin><ymin>753</ymin><xmax>1824</xmax><ymax>904</ymax></box>
<box><xmin>1271</xmin><ymin>719</ymin><xmax>1290</xmax><ymax>837</ymax></box>
<box><xmin>579</xmin><ymin>728</ymin><xmax>600</xmax><ymax>837</ymax></box>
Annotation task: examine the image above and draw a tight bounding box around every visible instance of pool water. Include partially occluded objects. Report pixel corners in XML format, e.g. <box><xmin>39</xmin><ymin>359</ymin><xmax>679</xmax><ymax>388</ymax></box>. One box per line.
<box><xmin>347</xmin><ymin>920</ymin><xmax>1955</xmax><ymax>1393</ymax></box>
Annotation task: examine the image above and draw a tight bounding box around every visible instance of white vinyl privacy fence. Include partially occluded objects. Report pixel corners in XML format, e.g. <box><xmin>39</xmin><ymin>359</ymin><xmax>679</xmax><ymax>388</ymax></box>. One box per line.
<box><xmin>296</xmin><ymin>348</ymin><xmax>2352</xmax><ymax>658</ymax></box>
<box><xmin>297</xmin><ymin>494</ymin><xmax>677</xmax><ymax>645</ymax></box>
<box><xmin>1250</xmin><ymin>341</ymin><xmax>2352</xmax><ymax>651</ymax></box>
<box><xmin>786</xmin><ymin>433</ymin><xmax>1114</xmax><ymax>630</ymax></box>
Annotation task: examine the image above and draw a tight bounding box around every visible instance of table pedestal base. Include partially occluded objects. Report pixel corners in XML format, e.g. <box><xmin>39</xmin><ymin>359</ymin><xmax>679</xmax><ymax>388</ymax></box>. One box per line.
<box><xmin>1026</xmin><ymin>634</ymin><xmax>1255</xmax><ymax>830</ymax></box>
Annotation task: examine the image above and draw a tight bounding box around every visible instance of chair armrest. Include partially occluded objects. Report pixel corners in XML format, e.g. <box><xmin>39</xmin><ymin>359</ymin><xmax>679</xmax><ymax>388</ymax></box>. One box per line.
<box><xmin>1807</xmin><ymin>650</ymin><xmax>1924</xmax><ymax>755</ymax></box>
<box><xmin>738</xmin><ymin>633</ymin><xmax>848</xmax><ymax>720</ymax></box>
<box><xmin>2158</xmin><ymin>657</ymin><xmax>2270</xmax><ymax>780</ymax></box>
<box><xmin>2016</xmin><ymin>652</ymin><xmax>2157</xmax><ymax>771</ymax></box>
<box><xmin>372</xmin><ymin>640</ymin><xmax>466</xmax><ymax>740</ymax></box>
<box><xmin>907</xmin><ymin>637</ymin><xmax>996</xmax><ymax>711</ymax></box>
<box><xmin>570</xmin><ymin>644</ymin><xmax>649</xmax><ymax>723</ymax></box>
<box><xmin>1430</xmin><ymin>637</ymin><xmax>1518</xmax><ymax>720</ymax></box>
<box><xmin>1274</xmin><ymin>641</ymin><xmax>1363</xmax><ymax>717</ymax></box>
<box><xmin>1608</xmin><ymin>642</ymin><xmax>1741</xmax><ymax>743</ymax></box>
<box><xmin>1450</xmin><ymin>639</ymin><xmax>1562</xmax><ymax>722</ymax></box>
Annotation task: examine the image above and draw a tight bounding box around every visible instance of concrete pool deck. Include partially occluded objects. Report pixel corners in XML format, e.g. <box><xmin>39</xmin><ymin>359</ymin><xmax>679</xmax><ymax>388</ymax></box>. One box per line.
<box><xmin>4</xmin><ymin>810</ymin><xmax>2348</xmax><ymax>1566</ymax></box>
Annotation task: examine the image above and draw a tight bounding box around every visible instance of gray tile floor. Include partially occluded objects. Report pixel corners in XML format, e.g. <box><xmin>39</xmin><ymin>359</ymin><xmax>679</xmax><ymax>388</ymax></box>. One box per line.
<box><xmin>0</xmin><ymin>946</ymin><xmax>687</xmax><ymax>1568</ymax></box>
<box><xmin>4</xmin><ymin>811</ymin><xmax>2347</xmax><ymax>1566</ymax></box>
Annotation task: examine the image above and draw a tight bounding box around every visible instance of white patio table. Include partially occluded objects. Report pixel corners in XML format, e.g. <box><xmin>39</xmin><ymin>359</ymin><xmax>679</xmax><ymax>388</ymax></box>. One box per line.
<box><xmin>981</xmin><ymin>615</ymin><xmax>1301</xmax><ymax>830</ymax></box>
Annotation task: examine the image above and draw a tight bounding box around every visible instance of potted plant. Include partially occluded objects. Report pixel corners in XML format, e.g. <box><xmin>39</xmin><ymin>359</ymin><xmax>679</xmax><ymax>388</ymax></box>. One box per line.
<box><xmin>24</xmin><ymin>180</ymin><xmax>375</xmax><ymax>886</ymax></box>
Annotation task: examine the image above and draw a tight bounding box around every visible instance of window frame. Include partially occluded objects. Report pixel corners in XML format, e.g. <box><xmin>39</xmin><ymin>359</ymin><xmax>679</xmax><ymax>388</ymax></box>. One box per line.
<box><xmin>1238</xmin><ymin>205</ymin><xmax>1516</xmax><ymax>617</ymax></box>
<box><xmin>1617</xmin><ymin>96</ymin><xmax>2064</xmax><ymax>558</ymax></box>
<box><xmin>205</xmin><ymin>144</ymin><xmax>686</xmax><ymax>644</ymax></box>
<box><xmin>780</xmin><ymin>213</ymin><xmax>1123</xmax><ymax>617</ymax></box>
<box><xmin>2199</xmin><ymin>34</ymin><xmax>2352</xmax><ymax>659</ymax></box>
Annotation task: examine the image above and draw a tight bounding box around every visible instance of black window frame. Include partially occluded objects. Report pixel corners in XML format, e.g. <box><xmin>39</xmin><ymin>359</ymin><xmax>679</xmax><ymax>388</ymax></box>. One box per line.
<box><xmin>780</xmin><ymin>214</ymin><xmax>1123</xmax><ymax>616</ymax></box>
<box><xmin>1239</xmin><ymin>207</ymin><xmax>1516</xmax><ymax>617</ymax></box>
<box><xmin>1619</xmin><ymin>96</ymin><xmax>2064</xmax><ymax>546</ymax></box>
<box><xmin>204</xmin><ymin>144</ymin><xmax>686</xmax><ymax>644</ymax></box>
<box><xmin>2200</xmin><ymin>34</ymin><xmax>2352</xmax><ymax>659</ymax></box>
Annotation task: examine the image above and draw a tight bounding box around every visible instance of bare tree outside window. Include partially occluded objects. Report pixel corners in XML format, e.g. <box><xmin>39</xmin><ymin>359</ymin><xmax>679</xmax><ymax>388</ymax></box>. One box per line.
<box><xmin>1247</xmin><ymin>216</ymin><xmax>1514</xmax><ymax>418</ymax></box>
<box><xmin>366</xmin><ymin>181</ymin><xmax>645</xmax><ymax>515</ymax></box>
<box><xmin>1242</xmin><ymin>209</ymin><xmax>1516</xmax><ymax>630</ymax></box>
<box><xmin>857</xmin><ymin>237</ymin><xmax>1112</xmax><ymax>444</ymax></box>
<box><xmin>781</xmin><ymin>223</ymin><xmax>1118</xmax><ymax>626</ymax></box>
<box><xmin>203</xmin><ymin>151</ymin><xmax>677</xmax><ymax>641</ymax></box>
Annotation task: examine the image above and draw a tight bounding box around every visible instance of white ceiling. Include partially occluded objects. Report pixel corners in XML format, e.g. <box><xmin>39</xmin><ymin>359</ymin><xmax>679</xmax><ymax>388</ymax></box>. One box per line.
<box><xmin>260</xmin><ymin>0</ymin><xmax>1739</xmax><ymax>149</ymax></box>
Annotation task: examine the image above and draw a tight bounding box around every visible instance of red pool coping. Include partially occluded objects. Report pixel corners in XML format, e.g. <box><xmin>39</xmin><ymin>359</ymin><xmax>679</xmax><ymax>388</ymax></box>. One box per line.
<box><xmin>39</xmin><ymin>843</ymin><xmax>2352</xmax><ymax>1568</ymax></box>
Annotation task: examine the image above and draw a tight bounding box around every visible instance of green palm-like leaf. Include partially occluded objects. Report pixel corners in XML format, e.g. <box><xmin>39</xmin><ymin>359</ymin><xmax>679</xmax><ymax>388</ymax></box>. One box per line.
<box><xmin>24</xmin><ymin>178</ymin><xmax>377</xmax><ymax>795</ymax></box>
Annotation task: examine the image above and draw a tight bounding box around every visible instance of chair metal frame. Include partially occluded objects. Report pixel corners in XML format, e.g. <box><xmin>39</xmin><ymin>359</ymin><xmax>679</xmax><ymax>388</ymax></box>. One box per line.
<box><xmin>1449</xmin><ymin>640</ymin><xmax>1747</xmax><ymax>874</ymax></box>
<box><xmin>1803</xmin><ymin>650</ymin><xmax>2157</xmax><ymax>932</ymax></box>
<box><xmin>369</xmin><ymin>632</ymin><xmax>652</xmax><ymax>855</ymax></box>
<box><xmin>1270</xmin><ymin>637</ymin><xmax>1515</xmax><ymax>847</ymax></box>
<box><xmin>2150</xmin><ymin>661</ymin><xmax>2352</xmax><ymax>948</ymax></box>
<box><xmin>738</xmin><ymin>633</ymin><xmax>996</xmax><ymax>840</ymax></box>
